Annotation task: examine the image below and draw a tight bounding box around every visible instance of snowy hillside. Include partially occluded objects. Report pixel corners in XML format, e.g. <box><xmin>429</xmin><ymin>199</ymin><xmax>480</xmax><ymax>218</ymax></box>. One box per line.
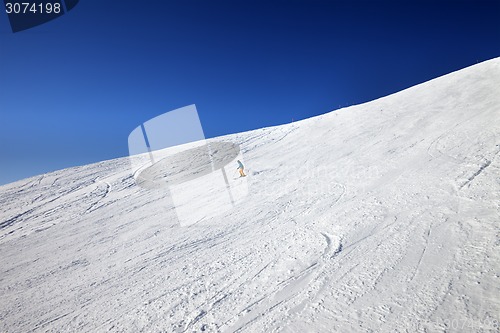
<box><xmin>1</xmin><ymin>58</ymin><xmax>499</xmax><ymax>333</ymax></box>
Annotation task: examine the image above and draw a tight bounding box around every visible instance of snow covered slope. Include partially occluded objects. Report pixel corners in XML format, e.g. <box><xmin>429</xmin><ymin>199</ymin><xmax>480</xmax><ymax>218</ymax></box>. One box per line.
<box><xmin>1</xmin><ymin>58</ymin><xmax>499</xmax><ymax>333</ymax></box>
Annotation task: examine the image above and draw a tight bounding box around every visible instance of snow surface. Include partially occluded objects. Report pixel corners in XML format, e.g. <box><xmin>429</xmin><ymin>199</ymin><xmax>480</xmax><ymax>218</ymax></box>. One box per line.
<box><xmin>1</xmin><ymin>58</ymin><xmax>499</xmax><ymax>333</ymax></box>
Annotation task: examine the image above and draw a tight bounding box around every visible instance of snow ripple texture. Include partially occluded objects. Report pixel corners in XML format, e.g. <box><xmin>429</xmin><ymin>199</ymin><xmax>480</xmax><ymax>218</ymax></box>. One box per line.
<box><xmin>0</xmin><ymin>58</ymin><xmax>499</xmax><ymax>332</ymax></box>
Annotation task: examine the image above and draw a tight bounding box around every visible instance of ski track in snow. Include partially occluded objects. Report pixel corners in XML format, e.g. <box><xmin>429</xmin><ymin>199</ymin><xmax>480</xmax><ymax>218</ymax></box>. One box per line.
<box><xmin>0</xmin><ymin>59</ymin><xmax>500</xmax><ymax>333</ymax></box>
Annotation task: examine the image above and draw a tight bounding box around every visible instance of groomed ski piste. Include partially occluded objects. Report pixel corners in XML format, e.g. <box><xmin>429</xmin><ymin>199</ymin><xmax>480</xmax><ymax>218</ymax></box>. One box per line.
<box><xmin>1</xmin><ymin>58</ymin><xmax>499</xmax><ymax>332</ymax></box>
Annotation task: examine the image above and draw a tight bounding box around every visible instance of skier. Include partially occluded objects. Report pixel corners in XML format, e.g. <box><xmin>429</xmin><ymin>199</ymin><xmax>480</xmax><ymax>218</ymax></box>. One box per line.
<box><xmin>237</xmin><ymin>160</ymin><xmax>246</xmax><ymax>177</ymax></box>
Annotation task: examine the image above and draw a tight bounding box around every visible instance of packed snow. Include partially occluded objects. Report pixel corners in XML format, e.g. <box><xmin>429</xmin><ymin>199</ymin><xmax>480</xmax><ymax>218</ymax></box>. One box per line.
<box><xmin>0</xmin><ymin>58</ymin><xmax>499</xmax><ymax>332</ymax></box>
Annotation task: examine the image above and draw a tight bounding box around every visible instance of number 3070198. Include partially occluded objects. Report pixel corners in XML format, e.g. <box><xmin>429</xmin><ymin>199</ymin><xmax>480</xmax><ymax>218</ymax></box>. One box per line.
<box><xmin>5</xmin><ymin>2</ymin><xmax>61</xmax><ymax>14</ymax></box>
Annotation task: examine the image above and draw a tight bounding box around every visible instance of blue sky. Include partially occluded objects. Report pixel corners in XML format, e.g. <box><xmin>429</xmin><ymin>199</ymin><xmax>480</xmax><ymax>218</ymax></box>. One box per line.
<box><xmin>1</xmin><ymin>0</ymin><xmax>499</xmax><ymax>185</ymax></box>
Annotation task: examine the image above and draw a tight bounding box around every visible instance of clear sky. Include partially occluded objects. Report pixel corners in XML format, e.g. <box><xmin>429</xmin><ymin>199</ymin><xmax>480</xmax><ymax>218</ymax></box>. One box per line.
<box><xmin>1</xmin><ymin>0</ymin><xmax>499</xmax><ymax>186</ymax></box>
